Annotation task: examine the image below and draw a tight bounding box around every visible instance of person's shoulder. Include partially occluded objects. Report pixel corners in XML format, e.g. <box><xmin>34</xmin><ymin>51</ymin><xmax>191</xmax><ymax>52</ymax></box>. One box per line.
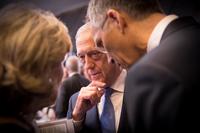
<box><xmin>68</xmin><ymin>91</ymin><xmax>80</xmax><ymax>108</ymax></box>
<box><xmin>61</xmin><ymin>76</ymin><xmax>76</xmax><ymax>86</ymax></box>
<box><xmin>65</xmin><ymin>73</ymin><xmax>84</xmax><ymax>83</ymax></box>
<box><xmin>78</xmin><ymin>74</ymin><xmax>90</xmax><ymax>84</ymax></box>
<box><xmin>70</xmin><ymin>91</ymin><xmax>79</xmax><ymax>101</ymax></box>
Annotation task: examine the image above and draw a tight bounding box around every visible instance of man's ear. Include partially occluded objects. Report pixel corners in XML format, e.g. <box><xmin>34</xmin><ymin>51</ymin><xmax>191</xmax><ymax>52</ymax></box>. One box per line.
<box><xmin>107</xmin><ymin>9</ymin><xmax>127</xmax><ymax>34</ymax></box>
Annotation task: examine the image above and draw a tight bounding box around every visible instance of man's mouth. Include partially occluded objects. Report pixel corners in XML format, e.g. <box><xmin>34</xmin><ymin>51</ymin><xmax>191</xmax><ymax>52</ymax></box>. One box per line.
<box><xmin>90</xmin><ymin>72</ymin><xmax>101</xmax><ymax>80</ymax></box>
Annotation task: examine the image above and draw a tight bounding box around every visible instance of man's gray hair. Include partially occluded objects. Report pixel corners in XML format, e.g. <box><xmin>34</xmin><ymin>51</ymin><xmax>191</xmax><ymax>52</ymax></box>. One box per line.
<box><xmin>87</xmin><ymin>0</ymin><xmax>162</xmax><ymax>28</ymax></box>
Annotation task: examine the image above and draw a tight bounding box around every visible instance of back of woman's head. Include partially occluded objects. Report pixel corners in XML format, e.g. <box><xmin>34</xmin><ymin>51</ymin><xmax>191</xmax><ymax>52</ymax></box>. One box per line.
<box><xmin>0</xmin><ymin>4</ymin><xmax>72</xmax><ymax>116</ymax></box>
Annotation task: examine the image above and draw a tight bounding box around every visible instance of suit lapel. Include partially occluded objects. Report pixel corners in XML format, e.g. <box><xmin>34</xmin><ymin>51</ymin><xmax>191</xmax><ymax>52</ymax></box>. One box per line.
<box><xmin>117</xmin><ymin>98</ymin><xmax>131</xmax><ymax>133</ymax></box>
<box><xmin>84</xmin><ymin>106</ymin><xmax>101</xmax><ymax>133</ymax></box>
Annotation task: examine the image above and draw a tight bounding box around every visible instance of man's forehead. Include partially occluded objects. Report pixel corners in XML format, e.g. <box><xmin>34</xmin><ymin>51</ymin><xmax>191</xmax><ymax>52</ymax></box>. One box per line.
<box><xmin>76</xmin><ymin>31</ymin><xmax>92</xmax><ymax>44</ymax></box>
<box><xmin>76</xmin><ymin>23</ymin><xmax>93</xmax><ymax>43</ymax></box>
<box><xmin>77</xmin><ymin>43</ymin><xmax>95</xmax><ymax>54</ymax></box>
<box><xmin>76</xmin><ymin>23</ymin><xmax>103</xmax><ymax>53</ymax></box>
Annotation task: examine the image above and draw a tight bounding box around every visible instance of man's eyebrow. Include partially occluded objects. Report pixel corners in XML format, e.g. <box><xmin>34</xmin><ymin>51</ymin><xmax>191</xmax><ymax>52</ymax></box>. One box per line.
<box><xmin>77</xmin><ymin>53</ymin><xmax>83</xmax><ymax>56</ymax></box>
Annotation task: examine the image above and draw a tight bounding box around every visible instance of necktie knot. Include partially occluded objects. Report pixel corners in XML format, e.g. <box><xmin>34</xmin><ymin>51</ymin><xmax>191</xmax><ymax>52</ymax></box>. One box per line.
<box><xmin>105</xmin><ymin>87</ymin><xmax>113</xmax><ymax>98</ymax></box>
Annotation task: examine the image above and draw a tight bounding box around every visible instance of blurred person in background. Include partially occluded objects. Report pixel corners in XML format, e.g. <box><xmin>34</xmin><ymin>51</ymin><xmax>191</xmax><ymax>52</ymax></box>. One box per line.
<box><xmin>61</xmin><ymin>53</ymin><xmax>70</xmax><ymax>82</ymax></box>
<box><xmin>55</xmin><ymin>55</ymin><xmax>89</xmax><ymax>119</ymax></box>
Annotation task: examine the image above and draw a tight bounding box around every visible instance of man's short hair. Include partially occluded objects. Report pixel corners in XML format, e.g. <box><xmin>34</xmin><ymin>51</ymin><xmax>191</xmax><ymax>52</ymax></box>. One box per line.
<box><xmin>87</xmin><ymin>0</ymin><xmax>162</xmax><ymax>28</ymax></box>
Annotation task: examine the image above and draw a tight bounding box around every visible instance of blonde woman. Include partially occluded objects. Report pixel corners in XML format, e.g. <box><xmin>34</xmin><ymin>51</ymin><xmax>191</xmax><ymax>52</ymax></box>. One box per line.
<box><xmin>0</xmin><ymin>4</ymin><xmax>72</xmax><ymax>132</ymax></box>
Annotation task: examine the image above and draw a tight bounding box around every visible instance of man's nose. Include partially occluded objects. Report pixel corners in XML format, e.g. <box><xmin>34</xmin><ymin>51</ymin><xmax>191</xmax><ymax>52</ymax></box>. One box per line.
<box><xmin>84</xmin><ymin>55</ymin><xmax>95</xmax><ymax>69</ymax></box>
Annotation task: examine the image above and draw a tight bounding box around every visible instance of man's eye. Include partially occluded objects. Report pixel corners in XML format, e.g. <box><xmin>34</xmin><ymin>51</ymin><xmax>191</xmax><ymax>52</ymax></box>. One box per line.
<box><xmin>79</xmin><ymin>55</ymin><xmax>84</xmax><ymax>59</ymax></box>
<box><xmin>92</xmin><ymin>52</ymin><xmax>99</xmax><ymax>56</ymax></box>
<box><xmin>78</xmin><ymin>55</ymin><xmax>85</xmax><ymax>63</ymax></box>
<box><xmin>90</xmin><ymin>51</ymin><xmax>102</xmax><ymax>59</ymax></box>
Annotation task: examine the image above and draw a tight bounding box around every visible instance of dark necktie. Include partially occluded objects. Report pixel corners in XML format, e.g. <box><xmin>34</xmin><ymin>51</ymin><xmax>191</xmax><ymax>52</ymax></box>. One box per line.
<box><xmin>100</xmin><ymin>88</ymin><xmax>116</xmax><ymax>133</ymax></box>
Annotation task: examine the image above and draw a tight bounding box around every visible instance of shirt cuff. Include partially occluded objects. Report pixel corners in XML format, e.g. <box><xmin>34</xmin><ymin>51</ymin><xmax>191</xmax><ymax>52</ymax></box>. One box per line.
<box><xmin>72</xmin><ymin>118</ymin><xmax>84</xmax><ymax>132</ymax></box>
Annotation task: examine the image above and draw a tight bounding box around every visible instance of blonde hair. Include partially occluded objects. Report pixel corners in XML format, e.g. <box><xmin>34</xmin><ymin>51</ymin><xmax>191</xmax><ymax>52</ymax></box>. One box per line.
<box><xmin>0</xmin><ymin>4</ymin><xmax>72</xmax><ymax>115</ymax></box>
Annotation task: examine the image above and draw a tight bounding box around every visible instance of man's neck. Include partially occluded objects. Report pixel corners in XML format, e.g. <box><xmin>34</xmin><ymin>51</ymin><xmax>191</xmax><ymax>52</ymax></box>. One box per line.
<box><xmin>108</xmin><ymin>68</ymin><xmax>122</xmax><ymax>88</ymax></box>
<box><xmin>130</xmin><ymin>13</ymin><xmax>166</xmax><ymax>51</ymax></box>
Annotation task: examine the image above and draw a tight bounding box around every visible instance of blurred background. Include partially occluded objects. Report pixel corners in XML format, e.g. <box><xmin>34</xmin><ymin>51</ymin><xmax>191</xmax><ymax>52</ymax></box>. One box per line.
<box><xmin>1</xmin><ymin>0</ymin><xmax>200</xmax><ymax>53</ymax></box>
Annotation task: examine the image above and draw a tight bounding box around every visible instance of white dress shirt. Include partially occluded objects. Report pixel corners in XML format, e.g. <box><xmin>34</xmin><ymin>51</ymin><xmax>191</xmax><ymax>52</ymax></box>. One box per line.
<box><xmin>147</xmin><ymin>15</ymin><xmax>178</xmax><ymax>52</ymax></box>
<box><xmin>98</xmin><ymin>69</ymin><xmax>127</xmax><ymax>132</ymax></box>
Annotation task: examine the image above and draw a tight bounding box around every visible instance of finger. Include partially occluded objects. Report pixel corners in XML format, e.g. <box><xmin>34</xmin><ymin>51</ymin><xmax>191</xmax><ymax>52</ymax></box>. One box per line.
<box><xmin>80</xmin><ymin>86</ymin><xmax>98</xmax><ymax>92</ymax></box>
<box><xmin>80</xmin><ymin>86</ymin><xmax>103</xmax><ymax>97</ymax></box>
<box><xmin>81</xmin><ymin>87</ymin><xmax>104</xmax><ymax>102</ymax></box>
<box><xmin>78</xmin><ymin>89</ymin><xmax>99</xmax><ymax>104</ymax></box>
<box><xmin>97</xmin><ymin>88</ymin><xmax>105</xmax><ymax>97</ymax></box>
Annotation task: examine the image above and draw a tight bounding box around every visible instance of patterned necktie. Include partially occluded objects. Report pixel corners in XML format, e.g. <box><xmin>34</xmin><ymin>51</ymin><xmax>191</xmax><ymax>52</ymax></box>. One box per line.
<box><xmin>100</xmin><ymin>88</ymin><xmax>116</xmax><ymax>133</ymax></box>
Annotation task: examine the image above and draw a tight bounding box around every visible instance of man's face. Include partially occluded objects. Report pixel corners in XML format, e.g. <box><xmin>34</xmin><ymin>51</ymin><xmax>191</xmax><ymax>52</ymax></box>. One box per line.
<box><xmin>93</xmin><ymin>28</ymin><xmax>130</xmax><ymax>69</ymax></box>
<box><xmin>76</xmin><ymin>33</ymin><xmax>117</xmax><ymax>84</ymax></box>
<box><xmin>90</xmin><ymin>7</ymin><xmax>150</xmax><ymax>69</ymax></box>
<box><xmin>91</xmin><ymin>13</ymin><xmax>134</xmax><ymax>69</ymax></box>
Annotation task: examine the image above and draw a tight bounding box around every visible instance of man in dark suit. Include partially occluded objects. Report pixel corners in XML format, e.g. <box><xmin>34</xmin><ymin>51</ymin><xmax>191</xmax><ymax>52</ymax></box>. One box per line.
<box><xmin>55</xmin><ymin>55</ymin><xmax>89</xmax><ymax>118</ymax></box>
<box><xmin>67</xmin><ymin>23</ymin><xmax>128</xmax><ymax>133</ymax></box>
<box><xmin>87</xmin><ymin>0</ymin><xmax>200</xmax><ymax>132</ymax></box>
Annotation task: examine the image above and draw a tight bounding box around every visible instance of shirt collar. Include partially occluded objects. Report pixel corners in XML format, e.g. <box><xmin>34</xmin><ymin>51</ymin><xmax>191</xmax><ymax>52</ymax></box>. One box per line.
<box><xmin>111</xmin><ymin>69</ymin><xmax>127</xmax><ymax>93</ymax></box>
<box><xmin>68</xmin><ymin>72</ymin><xmax>79</xmax><ymax>77</ymax></box>
<box><xmin>147</xmin><ymin>15</ymin><xmax>178</xmax><ymax>52</ymax></box>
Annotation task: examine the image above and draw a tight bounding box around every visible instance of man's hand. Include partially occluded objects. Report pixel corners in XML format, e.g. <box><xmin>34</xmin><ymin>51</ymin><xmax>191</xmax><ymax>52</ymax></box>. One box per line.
<box><xmin>72</xmin><ymin>81</ymin><xmax>106</xmax><ymax>121</ymax></box>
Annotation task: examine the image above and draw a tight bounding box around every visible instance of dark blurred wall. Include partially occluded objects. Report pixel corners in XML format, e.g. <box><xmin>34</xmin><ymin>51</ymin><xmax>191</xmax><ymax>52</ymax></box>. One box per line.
<box><xmin>159</xmin><ymin>0</ymin><xmax>200</xmax><ymax>22</ymax></box>
<box><xmin>0</xmin><ymin>0</ymin><xmax>11</xmax><ymax>8</ymax></box>
<box><xmin>1</xmin><ymin>0</ymin><xmax>200</xmax><ymax>52</ymax></box>
<box><xmin>58</xmin><ymin>6</ymin><xmax>88</xmax><ymax>53</ymax></box>
<box><xmin>59</xmin><ymin>0</ymin><xmax>200</xmax><ymax>52</ymax></box>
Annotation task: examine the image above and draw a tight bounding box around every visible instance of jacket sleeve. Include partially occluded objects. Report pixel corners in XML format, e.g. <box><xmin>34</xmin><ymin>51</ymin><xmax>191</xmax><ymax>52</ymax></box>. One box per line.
<box><xmin>55</xmin><ymin>83</ymin><xmax>68</xmax><ymax>118</ymax></box>
<box><xmin>67</xmin><ymin>92</ymin><xmax>79</xmax><ymax>119</ymax></box>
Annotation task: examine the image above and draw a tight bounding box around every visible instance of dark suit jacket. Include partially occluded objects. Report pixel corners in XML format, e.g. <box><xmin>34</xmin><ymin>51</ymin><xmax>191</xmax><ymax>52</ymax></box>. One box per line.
<box><xmin>67</xmin><ymin>92</ymin><xmax>131</xmax><ymax>133</ymax></box>
<box><xmin>125</xmin><ymin>17</ymin><xmax>200</xmax><ymax>133</ymax></box>
<box><xmin>55</xmin><ymin>74</ymin><xmax>89</xmax><ymax>118</ymax></box>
